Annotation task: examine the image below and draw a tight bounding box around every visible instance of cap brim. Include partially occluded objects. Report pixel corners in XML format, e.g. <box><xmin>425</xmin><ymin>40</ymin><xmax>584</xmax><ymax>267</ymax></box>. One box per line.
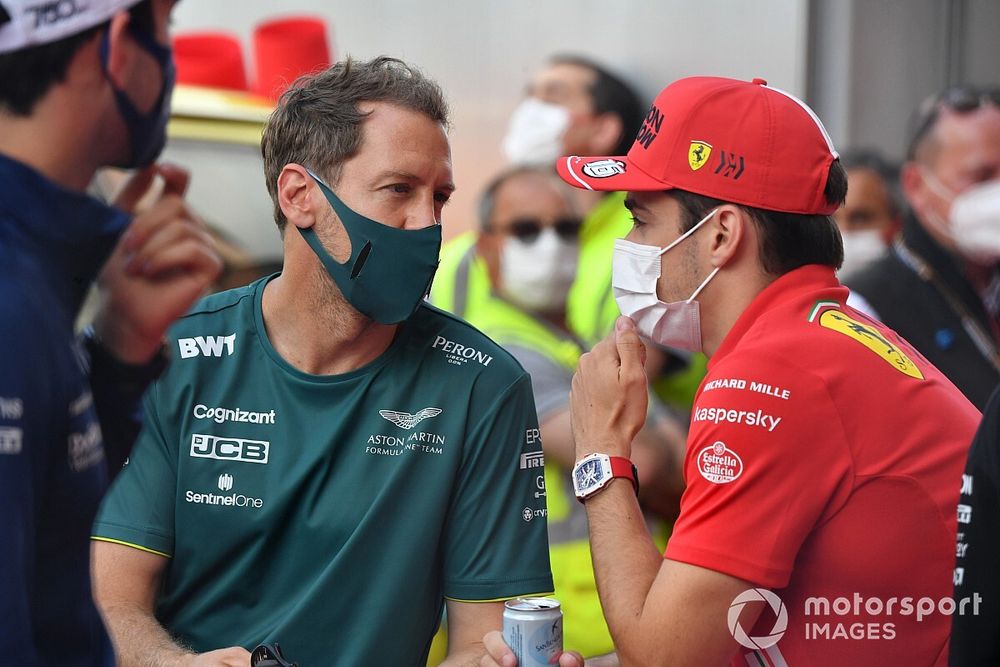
<box><xmin>556</xmin><ymin>155</ymin><xmax>671</xmax><ymax>192</ymax></box>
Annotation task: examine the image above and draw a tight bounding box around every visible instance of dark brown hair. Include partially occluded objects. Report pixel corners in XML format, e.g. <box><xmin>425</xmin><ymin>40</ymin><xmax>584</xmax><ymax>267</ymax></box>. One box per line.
<box><xmin>261</xmin><ymin>55</ymin><xmax>450</xmax><ymax>232</ymax></box>
<box><xmin>673</xmin><ymin>159</ymin><xmax>848</xmax><ymax>275</ymax></box>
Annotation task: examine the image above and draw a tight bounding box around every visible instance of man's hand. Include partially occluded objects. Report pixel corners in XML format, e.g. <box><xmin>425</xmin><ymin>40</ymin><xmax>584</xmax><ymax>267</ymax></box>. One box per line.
<box><xmin>185</xmin><ymin>647</ymin><xmax>252</xmax><ymax>667</ymax></box>
<box><xmin>480</xmin><ymin>630</ymin><xmax>585</xmax><ymax>667</ymax></box>
<box><xmin>94</xmin><ymin>164</ymin><xmax>222</xmax><ymax>363</ymax></box>
<box><xmin>570</xmin><ymin>316</ymin><xmax>649</xmax><ymax>461</ymax></box>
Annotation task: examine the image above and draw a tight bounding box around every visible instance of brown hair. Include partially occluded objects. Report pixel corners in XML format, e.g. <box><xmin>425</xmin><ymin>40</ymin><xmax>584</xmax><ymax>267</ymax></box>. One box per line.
<box><xmin>673</xmin><ymin>159</ymin><xmax>848</xmax><ymax>276</ymax></box>
<box><xmin>261</xmin><ymin>55</ymin><xmax>450</xmax><ymax>232</ymax></box>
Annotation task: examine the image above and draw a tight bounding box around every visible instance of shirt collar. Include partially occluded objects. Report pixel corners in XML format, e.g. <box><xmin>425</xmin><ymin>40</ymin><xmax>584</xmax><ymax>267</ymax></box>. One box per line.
<box><xmin>708</xmin><ymin>264</ymin><xmax>845</xmax><ymax>369</ymax></box>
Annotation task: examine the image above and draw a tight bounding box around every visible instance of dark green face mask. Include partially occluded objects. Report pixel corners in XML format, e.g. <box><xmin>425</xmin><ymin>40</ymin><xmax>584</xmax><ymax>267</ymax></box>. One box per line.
<box><xmin>299</xmin><ymin>169</ymin><xmax>442</xmax><ymax>324</ymax></box>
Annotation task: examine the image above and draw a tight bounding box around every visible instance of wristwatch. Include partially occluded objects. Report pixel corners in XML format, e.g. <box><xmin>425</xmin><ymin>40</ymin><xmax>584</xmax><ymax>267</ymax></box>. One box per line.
<box><xmin>572</xmin><ymin>453</ymin><xmax>639</xmax><ymax>503</ymax></box>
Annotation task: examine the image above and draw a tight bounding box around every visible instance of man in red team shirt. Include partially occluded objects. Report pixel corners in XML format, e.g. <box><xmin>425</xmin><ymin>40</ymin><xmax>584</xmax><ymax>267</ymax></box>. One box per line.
<box><xmin>483</xmin><ymin>77</ymin><xmax>981</xmax><ymax>666</ymax></box>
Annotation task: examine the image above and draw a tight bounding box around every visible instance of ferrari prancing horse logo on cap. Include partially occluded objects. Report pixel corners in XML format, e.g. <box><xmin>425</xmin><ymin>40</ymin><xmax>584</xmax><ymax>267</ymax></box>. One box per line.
<box><xmin>688</xmin><ymin>141</ymin><xmax>713</xmax><ymax>171</ymax></box>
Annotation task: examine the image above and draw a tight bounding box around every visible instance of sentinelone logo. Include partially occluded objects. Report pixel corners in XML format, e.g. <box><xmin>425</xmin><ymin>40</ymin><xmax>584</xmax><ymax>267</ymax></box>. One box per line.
<box><xmin>184</xmin><ymin>473</ymin><xmax>264</xmax><ymax>509</ymax></box>
<box><xmin>727</xmin><ymin>588</ymin><xmax>983</xmax><ymax>649</ymax></box>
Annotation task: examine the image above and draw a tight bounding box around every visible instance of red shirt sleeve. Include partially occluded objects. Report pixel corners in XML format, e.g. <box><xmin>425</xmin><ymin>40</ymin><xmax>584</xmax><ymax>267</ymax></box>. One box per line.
<box><xmin>664</xmin><ymin>354</ymin><xmax>854</xmax><ymax>589</ymax></box>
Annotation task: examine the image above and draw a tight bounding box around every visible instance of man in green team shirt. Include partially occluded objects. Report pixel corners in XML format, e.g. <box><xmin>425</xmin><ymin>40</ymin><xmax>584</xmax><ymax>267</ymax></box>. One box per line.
<box><xmin>91</xmin><ymin>57</ymin><xmax>553</xmax><ymax>666</ymax></box>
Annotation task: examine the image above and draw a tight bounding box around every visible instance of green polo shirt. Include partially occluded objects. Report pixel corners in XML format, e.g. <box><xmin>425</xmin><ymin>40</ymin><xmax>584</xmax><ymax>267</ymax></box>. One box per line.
<box><xmin>93</xmin><ymin>276</ymin><xmax>552</xmax><ymax>666</ymax></box>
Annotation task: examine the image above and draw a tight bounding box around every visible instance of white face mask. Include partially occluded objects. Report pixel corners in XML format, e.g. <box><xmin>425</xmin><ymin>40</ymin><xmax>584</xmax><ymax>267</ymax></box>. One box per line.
<box><xmin>612</xmin><ymin>209</ymin><xmax>720</xmax><ymax>352</ymax></box>
<box><xmin>839</xmin><ymin>229</ymin><xmax>887</xmax><ymax>277</ymax></box>
<box><xmin>501</xmin><ymin>98</ymin><xmax>571</xmax><ymax>166</ymax></box>
<box><xmin>499</xmin><ymin>227</ymin><xmax>578</xmax><ymax>313</ymax></box>
<box><xmin>921</xmin><ymin>170</ymin><xmax>1000</xmax><ymax>264</ymax></box>
<box><xmin>951</xmin><ymin>180</ymin><xmax>1000</xmax><ymax>265</ymax></box>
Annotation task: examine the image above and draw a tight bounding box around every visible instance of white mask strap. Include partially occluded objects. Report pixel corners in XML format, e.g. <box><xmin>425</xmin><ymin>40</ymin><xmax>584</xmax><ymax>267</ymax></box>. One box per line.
<box><xmin>920</xmin><ymin>167</ymin><xmax>957</xmax><ymax>202</ymax></box>
<box><xmin>657</xmin><ymin>208</ymin><xmax>719</xmax><ymax>256</ymax></box>
<box><xmin>686</xmin><ymin>266</ymin><xmax>721</xmax><ymax>304</ymax></box>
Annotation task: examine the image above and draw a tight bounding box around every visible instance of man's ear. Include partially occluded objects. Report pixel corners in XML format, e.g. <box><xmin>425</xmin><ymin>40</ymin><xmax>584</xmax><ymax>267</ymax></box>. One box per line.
<box><xmin>709</xmin><ymin>205</ymin><xmax>747</xmax><ymax>267</ymax></box>
<box><xmin>590</xmin><ymin>112</ymin><xmax>625</xmax><ymax>155</ymax></box>
<box><xmin>278</xmin><ymin>164</ymin><xmax>319</xmax><ymax>230</ymax></box>
<box><xmin>476</xmin><ymin>229</ymin><xmax>503</xmax><ymax>288</ymax></box>
<box><xmin>900</xmin><ymin>161</ymin><xmax>929</xmax><ymax>215</ymax></box>
<box><xmin>103</xmin><ymin>11</ymin><xmax>133</xmax><ymax>88</ymax></box>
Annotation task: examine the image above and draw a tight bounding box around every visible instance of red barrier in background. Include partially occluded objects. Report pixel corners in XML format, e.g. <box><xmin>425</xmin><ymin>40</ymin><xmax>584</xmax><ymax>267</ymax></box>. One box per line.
<box><xmin>173</xmin><ymin>32</ymin><xmax>249</xmax><ymax>91</ymax></box>
<box><xmin>253</xmin><ymin>16</ymin><xmax>332</xmax><ymax>101</ymax></box>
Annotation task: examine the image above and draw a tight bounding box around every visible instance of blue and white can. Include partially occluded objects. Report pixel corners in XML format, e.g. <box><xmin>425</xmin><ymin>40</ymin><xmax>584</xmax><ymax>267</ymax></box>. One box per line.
<box><xmin>503</xmin><ymin>597</ymin><xmax>563</xmax><ymax>666</ymax></box>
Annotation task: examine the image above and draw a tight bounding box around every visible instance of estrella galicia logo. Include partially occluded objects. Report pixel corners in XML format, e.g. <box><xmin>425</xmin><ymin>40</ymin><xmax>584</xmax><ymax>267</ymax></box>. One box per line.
<box><xmin>379</xmin><ymin>407</ymin><xmax>442</xmax><ymax>430</ymax></box>
<box><xmin>728</xmin><ymin>588</ymin><xmax>788</xmax><ymax>649</ymax></box>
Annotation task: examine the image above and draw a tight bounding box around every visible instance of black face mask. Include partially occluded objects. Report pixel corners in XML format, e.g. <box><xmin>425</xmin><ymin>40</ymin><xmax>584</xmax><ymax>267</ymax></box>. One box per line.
<box><xmin>100</xmin><ymin>22</ymin><xmax>176</xmax><ymax>168</ymax></box>
<box><xmin>298</xmin><ymin>168</ymin><xmax>442</xmax><ymax>324</ymax></box>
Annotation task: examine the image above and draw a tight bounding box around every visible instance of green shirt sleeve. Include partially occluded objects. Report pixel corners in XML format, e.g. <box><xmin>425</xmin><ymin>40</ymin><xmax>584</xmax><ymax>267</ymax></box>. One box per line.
<box><xmin>442</xmin><ymin>374</ymin><xmax>554</xmax><ymax>601</ymax></box>
<box><xmin>91</xmin><ymin>381</ymin><xmax>176</xmax><ymax>557</ymax></box>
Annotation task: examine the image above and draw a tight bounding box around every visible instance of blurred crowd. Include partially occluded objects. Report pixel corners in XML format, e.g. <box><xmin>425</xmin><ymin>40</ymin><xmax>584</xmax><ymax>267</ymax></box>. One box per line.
<box><xmin>3</xmin><ymin>1</ymin><xmax>1000</xmax><ymax>666</ymax></box>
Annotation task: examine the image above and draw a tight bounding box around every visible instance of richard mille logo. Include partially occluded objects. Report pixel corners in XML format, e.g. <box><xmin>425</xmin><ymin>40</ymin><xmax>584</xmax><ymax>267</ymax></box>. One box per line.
<box><xmin>379</xmin><ymin>407</ymin><xmax>442</xmax><ymax>430</ymax></box>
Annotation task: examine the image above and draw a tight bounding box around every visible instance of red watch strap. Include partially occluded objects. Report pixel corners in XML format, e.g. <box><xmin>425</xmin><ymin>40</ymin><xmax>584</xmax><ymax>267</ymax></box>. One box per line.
<box><xmin>609</xmin><ymin>456</ymin><xmax>639</xmax><ymax>495</ymax></box>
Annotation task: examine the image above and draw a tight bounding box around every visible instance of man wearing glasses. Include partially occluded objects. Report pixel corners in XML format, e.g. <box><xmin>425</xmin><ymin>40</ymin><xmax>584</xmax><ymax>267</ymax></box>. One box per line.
<box><xmin>461</xmin><ymin>166</ymin><xmax>686</xmax><ymax>658</ymax></box>
<box><xmin>847</xmin><ymin>86</ymin><xmax>1000</xmax><ymax>410</ymax></box>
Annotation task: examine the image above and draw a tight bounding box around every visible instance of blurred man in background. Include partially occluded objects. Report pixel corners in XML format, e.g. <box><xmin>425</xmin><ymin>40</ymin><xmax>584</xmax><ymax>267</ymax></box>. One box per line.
<box><xmin>834</xmin><ymin>148</ymin><xmax>904</xmax><ymax>279</ymax></box>
<box><xmin>0</xmin><ymin>0</ymin><xmax>221</xmax><ymax>662</ymax></box>
<box><xmin>433</xmin><ymin>53</ymin><xmax>706</xmax><ymax>412</ymax></box>
<box><xmin>847</xmin><ymin>86</ymin><xmax>1000</xmax><ymax>409</ymax></box>
<box><xmin>469</xmin><ymin>165</ymin><xmax>686</xmax><ymax>657</ymax></box>
<box><xmin>436</xmin><ymin>54</ymin><xmax>641</xmax><ymax>346</ymax></box>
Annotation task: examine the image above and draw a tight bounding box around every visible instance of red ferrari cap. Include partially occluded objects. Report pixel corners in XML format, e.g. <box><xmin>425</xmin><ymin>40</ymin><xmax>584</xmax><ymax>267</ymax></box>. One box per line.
<box><xmin>556</xmin><ymin>76</ymin><xmax>840</xmax><ymax>215</ymax></box>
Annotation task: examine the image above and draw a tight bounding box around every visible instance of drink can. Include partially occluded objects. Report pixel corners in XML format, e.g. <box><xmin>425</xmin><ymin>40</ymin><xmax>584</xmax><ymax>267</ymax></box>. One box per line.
<box><xmin>503</xmin><ymin>597</ymin><xmax>563</xmax><ymax>666</ymax></box>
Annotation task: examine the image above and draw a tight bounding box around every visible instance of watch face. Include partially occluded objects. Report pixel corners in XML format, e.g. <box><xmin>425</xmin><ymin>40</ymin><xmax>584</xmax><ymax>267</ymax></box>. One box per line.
<box><xmin>574</xmin><ymin>456</ymin><xmax>607</xmax><ymax>494</ymax></box>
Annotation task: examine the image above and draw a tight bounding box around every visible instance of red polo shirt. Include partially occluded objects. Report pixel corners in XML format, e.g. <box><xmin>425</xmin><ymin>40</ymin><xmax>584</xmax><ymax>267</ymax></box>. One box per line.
<box><xmin>664</xmin><ymin>265</ymin><xmax>979</xmax><ymax>666</ymax></box>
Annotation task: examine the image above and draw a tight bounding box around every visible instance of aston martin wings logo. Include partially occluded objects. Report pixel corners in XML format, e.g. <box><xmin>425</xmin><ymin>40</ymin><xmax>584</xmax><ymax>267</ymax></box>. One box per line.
<box><xmin>379</xmin><ymin>407</ymin><xmax>443</xmax><ymax>430</ymax></box>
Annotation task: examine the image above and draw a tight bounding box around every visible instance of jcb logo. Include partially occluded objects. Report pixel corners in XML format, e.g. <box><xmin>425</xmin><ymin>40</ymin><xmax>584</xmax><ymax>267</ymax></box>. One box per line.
<box><xmin>190</xmin><ymin>434</ymin><xmax>269</xmax><ymax>464</ymax></box>
<box><xmin>178</xmin><ymin>334</ymin><xmax>236</xmax><ymax>359</ymax></box>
